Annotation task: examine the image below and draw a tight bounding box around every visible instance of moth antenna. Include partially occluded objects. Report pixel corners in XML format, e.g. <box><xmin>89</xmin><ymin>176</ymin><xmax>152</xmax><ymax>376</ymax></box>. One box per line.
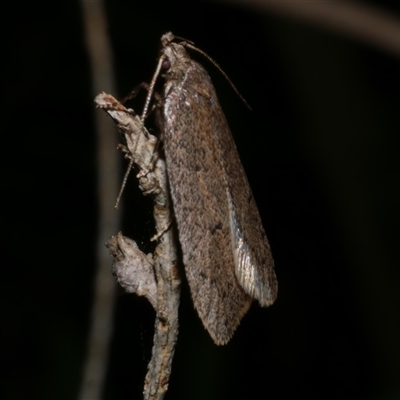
<box><xmin>141</xmin><ymin>54</ymin><xmax>166</xmax><ymax>121</ymax></box>
<box><xmin>172</xmin><ymin>34</ymin><xmax>195</xmax><ymax>45</ymax></box>
<box><xmin>183</xmin><ymin>42</ymin><xmax>251</xmax><ymax>110</ymax></box>
<box><xmin>115</xmin><ymin>157</ymin><xmax>134</xmax><ymax>209</ymax></box>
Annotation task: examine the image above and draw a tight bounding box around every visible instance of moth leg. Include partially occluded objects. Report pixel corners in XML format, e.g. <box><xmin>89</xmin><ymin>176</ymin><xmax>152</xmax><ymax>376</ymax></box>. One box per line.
<box><xmin>149</xmin><ymin>90</ymin><xmax>163</xmax><ymax>107</ymax></box>
<box><xmin>141</xmin><ymin>183</ymin><xmax>161</xmax><ymax>196</ymax></box>
<box><xmin>120</xmin><ymin>82</ymin><xmax>150</xmax><ymax>104</ymax></box>
<box><xmin>117</xmin><ymin>143</ymin><xmax>133</xmax><ymax>160</ymax></box>
<box><xmin>135</xmin><ymin>145</ymin><xmax>159</xmax><ymax>184</ymax></box>
<box><xmin>121</xmin><ymin>82</ymin><xmax>162</xmax><ymax>112</ymax></box>
<box><xmin>150</xmin><ymin>219</ymin><xmax>173</xmax><ymax>242</ymax></box>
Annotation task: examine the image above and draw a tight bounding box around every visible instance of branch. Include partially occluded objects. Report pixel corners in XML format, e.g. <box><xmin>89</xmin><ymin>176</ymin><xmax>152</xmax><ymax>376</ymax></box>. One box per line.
<box><xmin>95</xmin><ymin>93</ymin><xmax>181</xmax><ymax>400</ymax></box>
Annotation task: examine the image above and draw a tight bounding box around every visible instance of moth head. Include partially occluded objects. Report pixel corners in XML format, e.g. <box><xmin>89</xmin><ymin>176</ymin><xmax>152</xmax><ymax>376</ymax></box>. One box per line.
<box><xmin>160</xmin><ymin>32</ymin><xmax>191</xmax><ymax>75</ymax></box>
<box><xmin>160</xmin><ymin>32</ymin><xmax>250</xmax><ymax>109</ymax></box>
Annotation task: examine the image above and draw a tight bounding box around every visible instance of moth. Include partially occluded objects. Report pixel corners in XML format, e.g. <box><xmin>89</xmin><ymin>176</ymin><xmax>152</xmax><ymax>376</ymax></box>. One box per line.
<box><xmin>143</xmin><ymin>32</ymin><xmax>278</xmax><ymax>345</ymax></box>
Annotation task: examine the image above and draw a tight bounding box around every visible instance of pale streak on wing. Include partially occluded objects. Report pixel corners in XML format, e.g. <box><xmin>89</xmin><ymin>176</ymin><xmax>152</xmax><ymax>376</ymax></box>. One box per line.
<box><xmin>227</xmin><ymin>188</ymin><xmax>277</xmax><ymax>306</ymax></box>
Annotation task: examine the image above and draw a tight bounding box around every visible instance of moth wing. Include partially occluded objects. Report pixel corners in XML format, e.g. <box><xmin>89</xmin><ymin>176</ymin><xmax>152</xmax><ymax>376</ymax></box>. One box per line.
<box><xmin>216</xmin><ymin>109</ymin><xmax>278</xmax><ymax>307</ymax></box>
<box><xmin>163</xmin><ymin>63</ymin><xmax>251</xmax><ymax>345</ymax></box>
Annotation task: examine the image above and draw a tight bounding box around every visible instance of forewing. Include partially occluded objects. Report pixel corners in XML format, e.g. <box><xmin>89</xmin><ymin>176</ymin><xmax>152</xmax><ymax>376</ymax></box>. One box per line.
<box><xmin>163</xmin><ymin>61</ymin><xmax>251</xmax><ymax>345</ymax></box>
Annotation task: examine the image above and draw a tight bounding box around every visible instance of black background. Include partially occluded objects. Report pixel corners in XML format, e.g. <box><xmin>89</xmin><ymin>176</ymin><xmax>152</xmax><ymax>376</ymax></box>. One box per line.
<box><xmin>3</xmin><ymin>1</ymin><xmax>400</xmax><ymax>399</ymax></box>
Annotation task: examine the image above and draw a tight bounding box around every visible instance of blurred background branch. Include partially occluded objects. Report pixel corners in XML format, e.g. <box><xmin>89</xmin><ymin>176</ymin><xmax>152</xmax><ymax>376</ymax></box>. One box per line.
<box><xmin>79</xmin><ymin>1</ymin><xmax>120</xmax><ymax>399</ymax></box>
<box><xmin>217</xmin><ymin>0</ymin><xmax>400</xmax><ymax>57</ymax></box>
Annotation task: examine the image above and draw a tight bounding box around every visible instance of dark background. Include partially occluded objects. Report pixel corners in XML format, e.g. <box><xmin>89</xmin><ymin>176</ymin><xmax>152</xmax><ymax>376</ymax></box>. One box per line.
<box><xmin>3</xmin><ymin>1</ymin><xmax>400</xmax><ymax>399</ymax></box>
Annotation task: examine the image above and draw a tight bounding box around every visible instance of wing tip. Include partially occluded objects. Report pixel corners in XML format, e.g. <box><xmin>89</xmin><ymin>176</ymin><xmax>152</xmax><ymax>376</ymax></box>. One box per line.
<box><xmin>194</xmin><ymin>290</ymin><xmax>252</xmax><ymax>346</ymax></box>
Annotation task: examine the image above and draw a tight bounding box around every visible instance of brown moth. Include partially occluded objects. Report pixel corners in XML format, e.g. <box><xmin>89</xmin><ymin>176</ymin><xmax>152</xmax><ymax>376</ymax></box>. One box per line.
<box><xmin>146</xmin><ymin>32</ymin><xmax>278</xmax><ymax>345</ymax></box>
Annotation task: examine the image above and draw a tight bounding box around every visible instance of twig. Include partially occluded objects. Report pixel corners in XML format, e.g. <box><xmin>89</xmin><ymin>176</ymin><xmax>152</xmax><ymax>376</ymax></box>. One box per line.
<box><xmin>96</xmin><ymin>93</ymin><xmax>181</xmax><ymax>400</ymax></box>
